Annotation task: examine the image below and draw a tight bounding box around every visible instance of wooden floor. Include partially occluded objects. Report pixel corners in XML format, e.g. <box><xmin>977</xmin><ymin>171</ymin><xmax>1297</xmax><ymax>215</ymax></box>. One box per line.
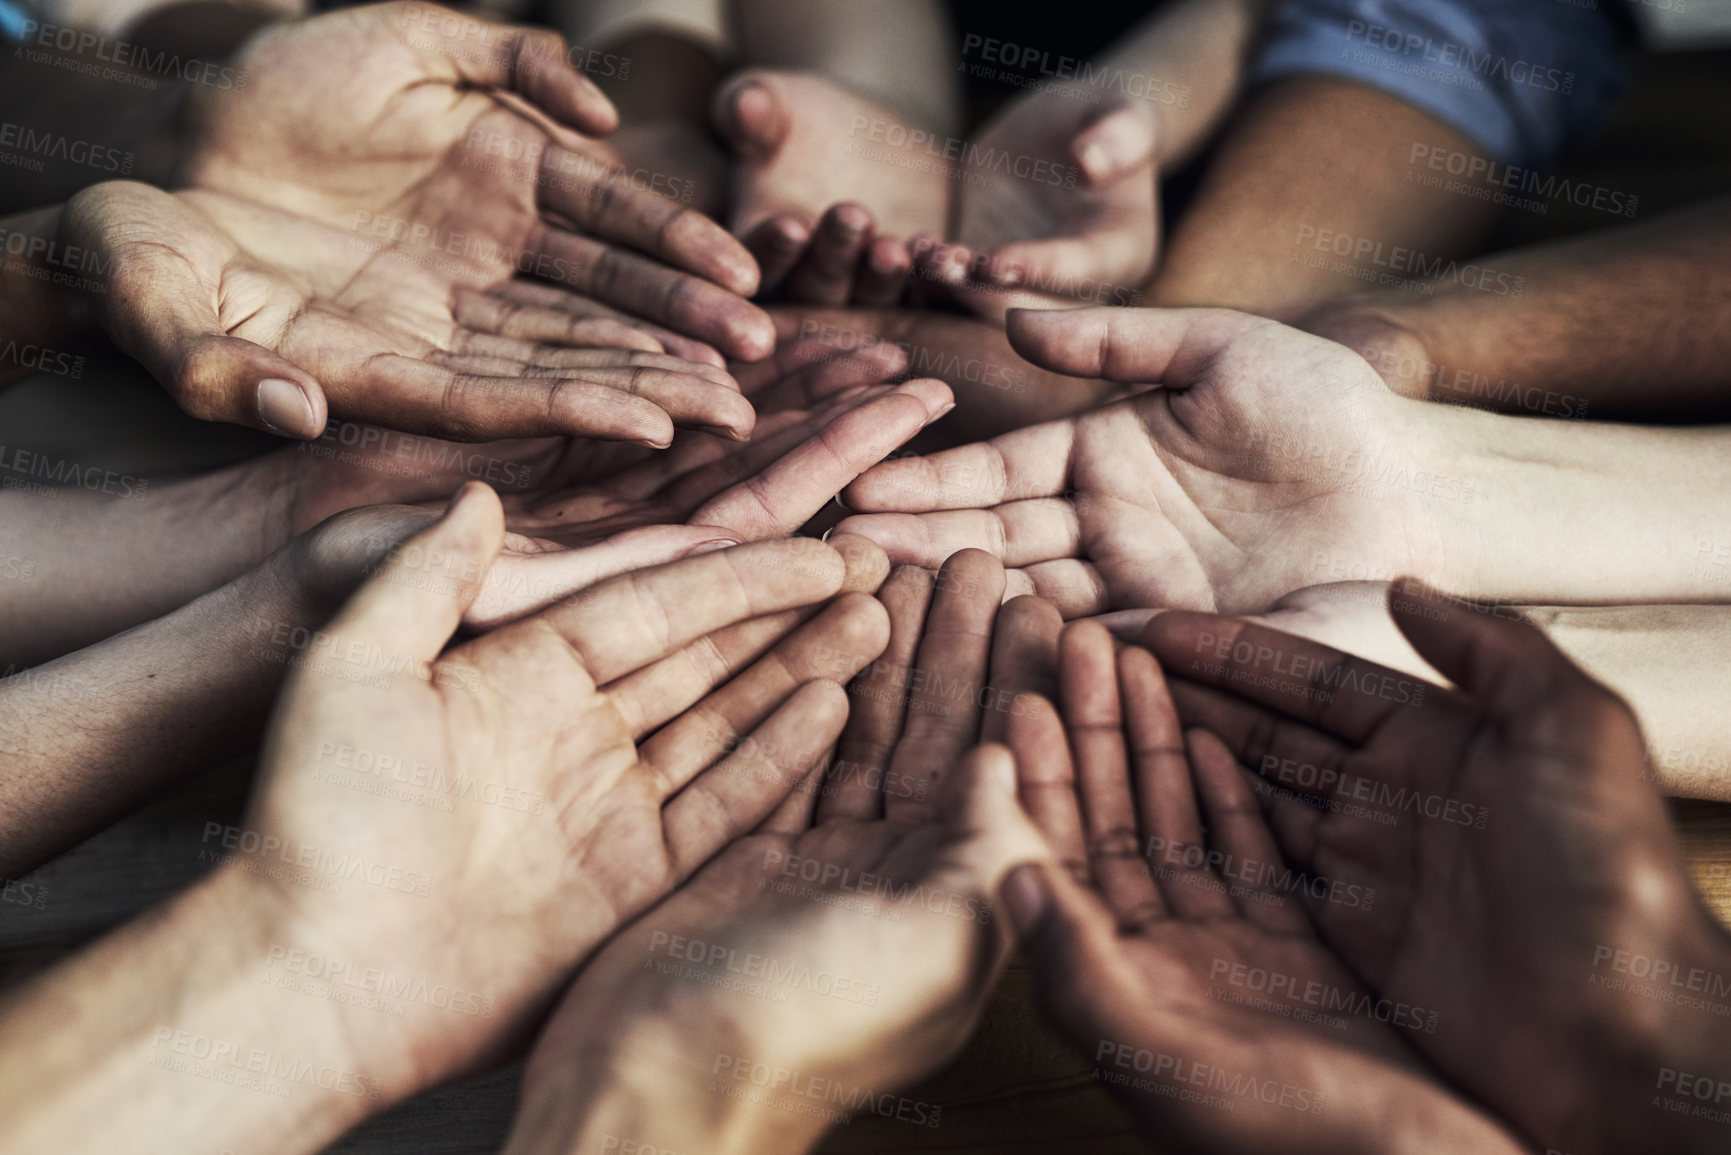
<box><xmin>3</xmin><ymin>38</ymin><xmax>1731</xmax><ymax>1155</ymax></box>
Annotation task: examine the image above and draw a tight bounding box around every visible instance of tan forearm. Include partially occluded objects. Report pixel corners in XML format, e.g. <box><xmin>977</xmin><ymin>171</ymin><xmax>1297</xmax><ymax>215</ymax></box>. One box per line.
<box><xmin>1305</xmin><ymin>197</ymin><xmax>1731</xmax><ymax>420</ymax></box>
<box><xmin>1151</xmin><ymin>77</ymin><xmax>1502</xmax><ymax>316</ymax></box>
<box><xmin>0</xmin><ymin>864</ymin><xmax>374</xmax><ymax>1155</ymax></box>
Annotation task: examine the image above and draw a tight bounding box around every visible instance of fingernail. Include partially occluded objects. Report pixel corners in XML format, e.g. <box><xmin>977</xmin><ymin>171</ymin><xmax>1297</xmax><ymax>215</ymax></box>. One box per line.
<box><xmin>257</xmin><ymin>378</ymin><xmax>315</xmax><ymax>438</ymax></box>
<box><xmin>685</xmin><ymin>537</ymin><xmax>740</xmax><ymax>557</ymax></box>
<box><xmin>1001</xmin><ymin>864</ymin><xmax>1049</xmax><ymax>931</ymax></box>
<box><xmin>924</xmin><ymin>400</ymin><xmax>956</xmax><ymax>426</ymax></box>
<box><xmin>832</xmin><ymin>492</ymin><xmax>852</xmax><ymax>513</ymax></box>
<box><xmin>820</xmin><ymin>526</ymin><xmax>835</xmax><ymax>542</ymax></box>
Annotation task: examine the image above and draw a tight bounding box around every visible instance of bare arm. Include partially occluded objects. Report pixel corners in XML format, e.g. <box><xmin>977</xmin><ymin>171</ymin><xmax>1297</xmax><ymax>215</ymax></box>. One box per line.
<box><xmin>1301</xmin><ymin>196</ymin><xmax>1731</xmax><ymax>420</ymax></box>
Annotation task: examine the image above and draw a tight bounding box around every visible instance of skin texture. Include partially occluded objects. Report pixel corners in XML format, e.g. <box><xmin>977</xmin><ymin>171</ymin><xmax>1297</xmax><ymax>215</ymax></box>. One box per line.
<box><xmin>55</xmin><ymin>183</ymin><xmax>755</xmax><ymax>444</ymax></box>
<box><xmin>502</xmin><ymin>744</ymin><xmax>1051</xmax><ymax>1155</ymax></box>
<box><xmin>838</xmin><ymin>306</ymin><xmax>1731</xmax><ymax>613</ymax></box>
<box><xmin>998</xmin><ymin>620</ymin><xmax>1526</xmax><ymax>1154</ymax></box>
<box><xmin>150</xmin><ymin>2</ymin><xmax>774</xmax><ymax>433</ymax></box>
<box><xmin>1138</xmin><ymin>583</ymin><xmax>1731</xmax><ymax>1154</ymax></box>
<box><xmin>1148</xmin><ymin>77</ymin><xmax>1502</xmax><ymax>318</ymax></box>
<box><xmin>1298</xmin><ymin>195</ymin><xmax>1731</xmax><ymax>421</ymax></box>
<box><xmin>0</xmin><ymin>488</ymin><xmax>892</xmax><ymax>1155</ymax></box>
<box><xmin>917</xmin><ymin>0</ymin><xmax>1268</xmax><ymax>320</ymax></box>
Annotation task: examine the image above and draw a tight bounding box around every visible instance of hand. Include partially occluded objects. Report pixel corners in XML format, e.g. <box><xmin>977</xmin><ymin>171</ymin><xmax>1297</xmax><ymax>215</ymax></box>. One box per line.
<box><xmin>838</xmin><ymin>307</ymin><xmax>1465</xmax><ymax>617</ymax></box>
<box><xmin>63</xmin><ymin>180</ymin><xmax>755</xmax><ymax>444</ymax></box>
<box><xmin>177</xmin><ymin>4</ymin><xmax>774</xmax><ymax>386</ymax></box>
<box><xmin>916</xmin><ymin>86</ymin><xmax>1159</xmax><ymax>322</ymax></box>
<box><xmin>1139</xmin><ymin>582</ymin><xmax>1731</xmax><ymax>1155</ymax></box>
<box><xmin>238</xmin><ymin>485</ymin><xmax>893</xmax><ymax>1103</ymax></box>
<box><xmin>503</xmin><ymin>741</ymin><xmax>1050</xmax><ymax>1155</ymax></box>
<box><xmin>499</xmin><ymin>375</ymin><xmax>954</xmax><ymax>548</ymax></box>
<box><xmin>711</xmin><ymin>70</ymin><xmax>948</xmax><ymax>304</ymax></box>
<box><xmin>767</xmin><ymin>306</ymin><xmax>1126</xmax><ymax>447</ymax></box>
<box><xmin>998</xmin><ymin>620</ymin><xmax>1527</xmax><ymax>1155</ymax></box>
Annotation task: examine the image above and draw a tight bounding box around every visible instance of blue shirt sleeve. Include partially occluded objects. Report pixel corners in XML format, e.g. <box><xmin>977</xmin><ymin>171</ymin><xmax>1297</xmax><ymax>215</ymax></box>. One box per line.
<box><xmin>1250</xmin><ymin>0</ymin><xmax>1631</xmax><ymax>166</ymax></box>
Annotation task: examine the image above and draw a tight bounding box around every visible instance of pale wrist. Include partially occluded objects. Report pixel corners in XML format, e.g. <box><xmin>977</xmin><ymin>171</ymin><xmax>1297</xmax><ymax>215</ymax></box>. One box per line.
<box><xmin>507</xmin><ymin>1015</ymin><xmax>819</xmax><ymax>1155</ymax></box>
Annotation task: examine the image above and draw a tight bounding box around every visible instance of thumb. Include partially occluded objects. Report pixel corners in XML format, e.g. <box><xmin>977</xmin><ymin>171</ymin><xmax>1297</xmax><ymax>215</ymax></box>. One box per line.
<box><xmin>1000</xmin><ymin>859</ymin><xmax>1125</xmax><ymax>1034</ymax></box>
<box><xmin>320</xmin><ymin>482</ymin><xmax>507</xmax><ymax>674</ymax></box>
<box><xmin>114</xmin><ymin>255</ymin><xmax>327</xmax><ymax>438</ymax></box>
<box><xmin>1072</xmin><ymin>104</ymin><xmax>1156</xmax><ymax>186</ymax></box>
<box><xmin>712</xmin><ymin>72</ymin><xmax>791</xmax><ymax>164</ymax></box>
<box><xmin>69</xmin><ymin>183</ymin><xmax>327</xmax><ymax>438</ymax></box>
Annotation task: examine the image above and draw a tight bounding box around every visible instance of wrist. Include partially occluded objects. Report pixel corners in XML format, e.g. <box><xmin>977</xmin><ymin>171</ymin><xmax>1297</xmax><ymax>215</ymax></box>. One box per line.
<box><xmin>509</xmin><ymin>1013</ymin><xmax>817</xmax><ymax>1155</ymax></box>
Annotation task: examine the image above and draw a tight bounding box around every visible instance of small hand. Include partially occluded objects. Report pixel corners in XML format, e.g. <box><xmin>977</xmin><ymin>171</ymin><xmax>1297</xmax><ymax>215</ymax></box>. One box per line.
<box><xmin>917</xmin><ymin>86</ymin><xmax>1159</xmax><ymax>322</ymax></box>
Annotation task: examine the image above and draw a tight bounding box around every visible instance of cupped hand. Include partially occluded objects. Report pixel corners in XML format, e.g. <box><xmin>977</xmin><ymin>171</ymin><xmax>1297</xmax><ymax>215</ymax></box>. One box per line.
<box><xmin>64</xmin><ymin>180</ymin><xmax>754</xmax><ymax>443</ymax></box>
<box><xmin>238</xmin><ymin>484</ymin><xmax>892</xmax><ymax>1099</ymax></box>
<box><xmin>505</xmin><ymin>741</ymin><xmax>1051</xmax><ymax>1155</ymax></box>
<box><xmin>839</xmin><ymin>307</ymin><xmax>1460</xmax><ymax>617</ymax></box>
<box><xmin>916</xmin><ymin>86</ymin><xmax>1159</xmax><ymax>322</ymax></box>
<box><xmin>177</xmin><ymin>3</ymin><xmax>773</xmax><ymax>382</ymax></box>
<box><xmin>1139</xmin><ymin>582</ymin><xmax>1731</xmax><ymax>1155</ymax></box>
<box><xmin>999</xmin><ymin>620</ymin><xmax>1526</xmax><ymax>1155</ymax></box>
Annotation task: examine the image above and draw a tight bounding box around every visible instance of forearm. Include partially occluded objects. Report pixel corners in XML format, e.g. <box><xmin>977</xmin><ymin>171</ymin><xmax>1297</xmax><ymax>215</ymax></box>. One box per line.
<box><xmin>1304</xmin><ymin>197</ymin><xmax>1731</xmax><ymax>420</ymax></box>
<box><xmin>1513</xmin><ymin>605</ymin><xmax>1731</xmax><ymax>802</ymax></box>
<box><xmin>504</xmin><ymin>1019</ymin><xmax>820</xmax><ymax>1155</ymax></box>
<box><xmin>0</xmin><ymin>452</ymin><xmax>295</xmax><ymax>668</ymax></box>
<box><xmin>1419</xmin><ymin>403</ymin><xmax>1731</xmax><ymax>606</ymax></box>
<box><xmin>1100</xmin><ymin>0</ymin><xmax>1272</xmax><ymax>169</ymax></box>
<box><xmin>1150</xmin><ymin>77</ymin><xmax>1501</xmax><ymax>316</ymax></box>
<box><xmin>0</xmin><ymin>863</ymin><xmax>380</xmax><ymax>1155</ymax></box>
<box><xmin>0</xmin><ymin>552</ymin><xmax>330</xmax><ymax>878</ymax></box>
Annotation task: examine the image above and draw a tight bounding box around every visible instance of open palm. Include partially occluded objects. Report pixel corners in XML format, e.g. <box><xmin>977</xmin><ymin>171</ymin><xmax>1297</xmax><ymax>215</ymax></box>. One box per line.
<box><xmin>1002</xmin><ymin>621</ymin><xmax>1524</xmax><ymax>1155</ymax></box>
<box><xmin>840</xmin><ymin>308</ymin><xmax>1455</xmax><ymax>617</ymax></box>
